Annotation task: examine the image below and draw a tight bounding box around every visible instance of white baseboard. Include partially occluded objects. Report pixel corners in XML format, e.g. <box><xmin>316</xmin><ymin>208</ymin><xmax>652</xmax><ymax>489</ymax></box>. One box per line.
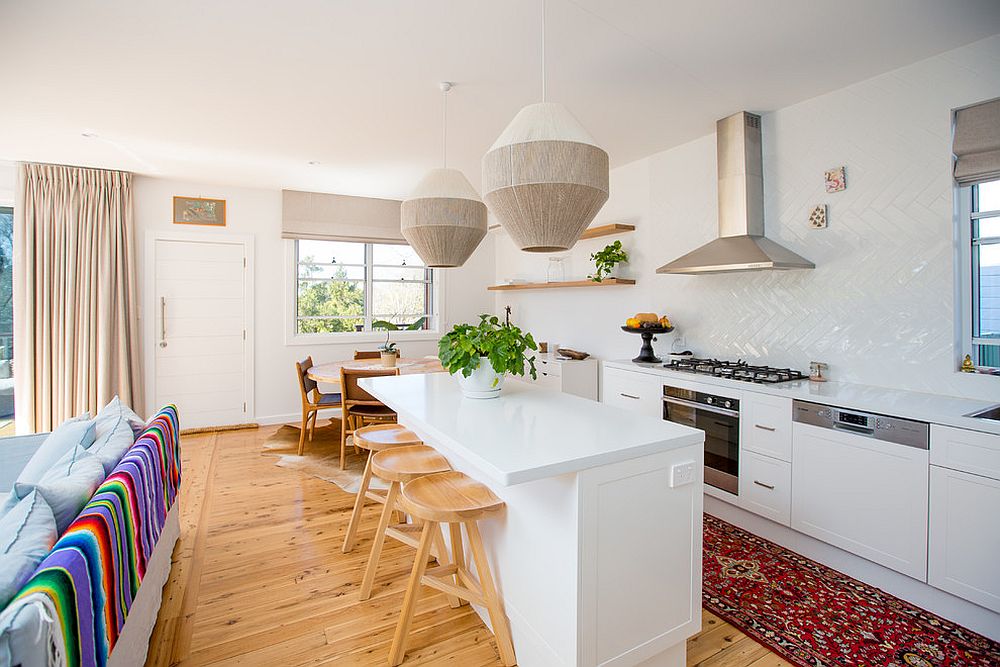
<box><xmin>705</xmin><ymin>496</ymin><xmax>1000</xmax><ymax>641</ymax></box>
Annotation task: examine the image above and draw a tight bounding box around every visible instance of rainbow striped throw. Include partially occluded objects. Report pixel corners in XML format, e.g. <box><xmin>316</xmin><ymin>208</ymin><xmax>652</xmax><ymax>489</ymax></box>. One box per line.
<box><xmin>10</xmin><ymin>405</ymin><xmax>181</xmax><ymax>667</ymax></box>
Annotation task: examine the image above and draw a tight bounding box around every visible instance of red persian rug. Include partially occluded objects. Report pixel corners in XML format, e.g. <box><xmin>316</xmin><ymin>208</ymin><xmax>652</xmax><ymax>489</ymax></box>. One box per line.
<box><xmin>702</xmin><ymin>513</ymin><xmax>1000</xmax><ymax>667</ymax></box>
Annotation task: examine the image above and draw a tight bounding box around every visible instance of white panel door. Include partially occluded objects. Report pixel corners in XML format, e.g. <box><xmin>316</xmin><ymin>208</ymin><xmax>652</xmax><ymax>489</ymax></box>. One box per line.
<box><xmin>154</xmin><ymin>239</ymin><xmax>249</xmax><ymax>429</ymax></box>
<box><xmin>791</xmin><ymin>423</ymin><xmax>929</xmax><ymax>580</ymax></box>
<box><xmin>928</xmin><ymin>465</ymin><xmax>1000</xmax><ymax>612</ymax></box>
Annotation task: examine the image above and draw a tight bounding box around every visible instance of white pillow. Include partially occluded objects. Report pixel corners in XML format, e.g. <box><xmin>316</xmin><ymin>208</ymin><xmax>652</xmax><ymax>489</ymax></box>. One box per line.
<box><xmin>0</xmin><ymin>491</ymin><xmax>57</xmax><ymax>608</ymax></box>
<box><xmin>90</xmin><ymin>396</ymin><xmax>144</xmax><ymax>475</ymax></box>
<box><xmin>14</xmin><ymin>451</ymin><xmax>105</xmax><ymax>535</ymax></box>
<box><xmin>13</xmin><ymin>418</ymin><xmax>96</xmax><ymax>492</ymax></box>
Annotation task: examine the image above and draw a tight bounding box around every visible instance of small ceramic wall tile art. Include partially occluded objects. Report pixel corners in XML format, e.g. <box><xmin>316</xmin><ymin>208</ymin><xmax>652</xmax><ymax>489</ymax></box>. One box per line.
<box><xmin>173</xmin><ymin>196</ymin><xmax>226</xmax><ymax>226</ymax></box>
<box><xmin>809</xmin><ymin>204</ymin><xmax>828</xmax><ymax>229</ymax></box>
<box><xmin>824</xmin><ymin>166</ymin><xmax>846</xmax><ymax>193</ymax></box>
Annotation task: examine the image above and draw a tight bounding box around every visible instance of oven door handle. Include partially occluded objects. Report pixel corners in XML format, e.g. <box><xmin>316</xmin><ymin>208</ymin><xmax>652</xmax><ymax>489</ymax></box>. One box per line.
<box><xmin>662</xmin><ymin>395</ymin><xmax>739</xmax><ymax>418</ymax></box>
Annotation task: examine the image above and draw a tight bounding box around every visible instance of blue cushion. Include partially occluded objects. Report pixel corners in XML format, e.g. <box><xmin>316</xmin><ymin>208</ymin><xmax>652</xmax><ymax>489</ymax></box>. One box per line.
<box><xmin>14</xmin><ymin>449</ymin><xmax>105</xmax><ymax>535</ymax></box>
<box><xmin>12</xmin><ymin>418</ymin><xmax>96</xmax><ymax>494</ymax></box>
<box><xmin>318</xmin><ymin>392</ymin><xmax>343</xmax><ymax>406</ymax></box>
<box><xmin>89</xmin><ymin>396</ymin><xmax>144</xmax><ymax>476</ymax></box>
<box><xmin>0</xmin><ymin>491</ymin><xmax>57</xmax><ymax>608</ymax></box>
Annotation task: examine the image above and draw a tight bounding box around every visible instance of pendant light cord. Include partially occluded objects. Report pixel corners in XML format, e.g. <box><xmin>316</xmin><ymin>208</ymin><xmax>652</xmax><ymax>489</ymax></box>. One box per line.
<box><xmin>442</xmin><ymin>86</ymin><xmax>448</xmax><ymax>168</ymax></box>
<box><xmin>541</xmin><ymin>0</ymin><xmax>546</xmax><ymax>102</ymax></box>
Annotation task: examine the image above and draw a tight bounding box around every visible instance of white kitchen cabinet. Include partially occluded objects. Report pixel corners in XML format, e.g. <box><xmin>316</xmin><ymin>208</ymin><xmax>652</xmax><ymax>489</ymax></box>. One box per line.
<box><xmin>930</xmin><ymin>424</ymin><xmax>1000</xmax><ymax>480</ymax></box>
<box><xmin>741</xmin><ymin>393</ymin><xmax>793</xmax><ymax>462</ymax></box>
<box><xmin>529</xmin><ymin>354</ymin><xmax>599</xmax><ymax>400</ymax></box>
<box><xmin>928</xmin><ymin>425</ymin><xmax>1000</xmax><ymax>613</ymax></box>
<box><xmin>928</xmin><ymin>465</ymin><xmax>1000</xmax><ymax>612</ymax></box>
<box><xmin>602</xmin><ymin>366</ymin><xmax>662</xmax><ymax>418</ymax></box>
<box><xmin>739</xmin><ymin>450</ymin><xmax>791</xmax><ymax>526</ymax></box>
<box><xmin>791</xmin><ymin>422</ymin><xmax>929</xmax><ymax>580</ymax></box>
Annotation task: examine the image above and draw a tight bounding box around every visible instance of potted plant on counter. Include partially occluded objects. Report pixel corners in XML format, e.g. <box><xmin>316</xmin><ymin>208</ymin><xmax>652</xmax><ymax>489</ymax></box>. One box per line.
<box><xmin>589</xmin><ymin>240</ymin><xmax>629</xmax><ymax>282</ymax></box>
<box><xmin>373</xmin><ymin>317</ymin><xmax>426</xmax><ymax>368</ymax></box>
<box><xmin>438</xmin><ymin>314</ymin><xmax>538</xmax><ymax>399</ymax></box>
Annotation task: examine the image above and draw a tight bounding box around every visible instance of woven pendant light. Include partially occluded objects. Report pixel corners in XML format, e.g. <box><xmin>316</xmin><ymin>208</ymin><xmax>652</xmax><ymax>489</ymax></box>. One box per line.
<box><xmin>482</xmin><ymin>1</ymin><xmax>609</xmax><ymax>253</ymax></box>
<box><xmin>401</xmin><ymin>82</ymin><xmax>487</xmax><ymax>268</ymax></box>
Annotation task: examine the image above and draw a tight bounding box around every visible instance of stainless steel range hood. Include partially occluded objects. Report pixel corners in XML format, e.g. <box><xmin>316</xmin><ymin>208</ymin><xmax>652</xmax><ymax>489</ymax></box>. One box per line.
<box><xmin>657</xmin><ymin>112</ymin><xmax>815</xmax><ymax>275</ymax></box>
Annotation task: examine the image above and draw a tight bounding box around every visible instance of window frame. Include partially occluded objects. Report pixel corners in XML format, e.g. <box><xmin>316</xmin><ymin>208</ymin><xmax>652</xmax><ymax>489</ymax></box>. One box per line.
<box><xmin>285</xmin><ymin>240</ymin><xmax>442</xmax><ymax>346</ymax></box>
<box><xmin>960</xmin><ymin>180</ymin><xmax>1000</xmax><ymax>369</ymax></box>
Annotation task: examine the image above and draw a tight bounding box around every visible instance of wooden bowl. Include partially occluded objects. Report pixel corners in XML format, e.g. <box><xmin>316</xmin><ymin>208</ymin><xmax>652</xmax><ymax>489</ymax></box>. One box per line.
<box><xmin>555</xmin><ymin>348</ymin><xmax>590</xmax><ymax>360</ymax></box>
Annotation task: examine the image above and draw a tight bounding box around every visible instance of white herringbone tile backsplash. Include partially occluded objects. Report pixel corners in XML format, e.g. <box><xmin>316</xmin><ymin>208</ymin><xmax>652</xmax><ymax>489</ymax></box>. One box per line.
<box><xmin>494</xmin><ymin>35</ymin><xmax>1000</xmax><ymax>401</ymax></box>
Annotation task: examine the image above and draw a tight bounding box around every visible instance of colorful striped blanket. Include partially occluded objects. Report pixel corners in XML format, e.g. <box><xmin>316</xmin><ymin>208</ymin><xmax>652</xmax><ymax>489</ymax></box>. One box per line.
<box><xmin>8</xmin><ymin>405</ymin><xmax>180</xmax><ymax>667</ymax></box>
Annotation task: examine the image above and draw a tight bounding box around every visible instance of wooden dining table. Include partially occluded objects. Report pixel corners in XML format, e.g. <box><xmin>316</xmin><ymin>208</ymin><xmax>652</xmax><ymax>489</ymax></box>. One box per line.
<box><xmin>306</xmin><ymin>357</ymin><xmax>445</xmax><ymax>386</ymax></box>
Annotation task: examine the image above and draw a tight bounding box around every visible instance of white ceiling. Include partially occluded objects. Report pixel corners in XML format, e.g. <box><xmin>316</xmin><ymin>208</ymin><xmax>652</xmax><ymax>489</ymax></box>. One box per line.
<box><xmin>1</xmin><ymin>1</ymin><xmax>999</xmax><ymax>199</ymax></box>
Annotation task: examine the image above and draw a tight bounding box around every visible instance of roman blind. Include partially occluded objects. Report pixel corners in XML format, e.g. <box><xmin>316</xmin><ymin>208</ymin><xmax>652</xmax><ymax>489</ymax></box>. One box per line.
<box><xmin>281</xmin><ymin>189</ymin><xmax>405</xmax><ymax>243</ymax></box>
<box><xmin>953</xmin><ymin>97</ymin><xmax>1000</xmax><ymax>186</ymax></box>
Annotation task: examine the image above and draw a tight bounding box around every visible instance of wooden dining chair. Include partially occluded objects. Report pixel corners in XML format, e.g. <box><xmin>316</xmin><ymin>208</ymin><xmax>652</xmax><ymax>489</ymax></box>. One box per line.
<box><xmin>295</xmin><ymin>356</ymin><xmax>343</xmax><ymax>456</ymax></box>
<box><xmin>339</xmin><ymin>367</ymin><xmax>399</xmax><ymax>469</ymax></box>
<box><xmin>354</xmin><ymin>350</ymin><xmax>381</xmax><ymax>360</ymax></box>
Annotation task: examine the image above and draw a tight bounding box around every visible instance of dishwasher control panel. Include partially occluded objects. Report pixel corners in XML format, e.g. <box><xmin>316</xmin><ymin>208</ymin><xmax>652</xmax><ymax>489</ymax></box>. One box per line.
<box><xmin>793</xmin><ymin>400</ymin><xmax>929</xmax><ymax>450</ymax></box>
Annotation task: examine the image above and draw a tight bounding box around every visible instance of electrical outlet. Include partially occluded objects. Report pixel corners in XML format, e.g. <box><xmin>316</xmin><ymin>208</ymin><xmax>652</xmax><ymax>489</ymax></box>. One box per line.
<box><xmin>670</xmin><ymin>461</ymin><xmax>697</xmax><ymax>487</ymax></box>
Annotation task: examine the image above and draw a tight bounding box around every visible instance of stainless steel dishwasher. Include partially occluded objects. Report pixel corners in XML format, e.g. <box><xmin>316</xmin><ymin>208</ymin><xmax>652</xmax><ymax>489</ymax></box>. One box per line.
<box><xmin>790</xmin><ymin>400</ymin><xmax>930</xmax><ymax>580</ymax></box>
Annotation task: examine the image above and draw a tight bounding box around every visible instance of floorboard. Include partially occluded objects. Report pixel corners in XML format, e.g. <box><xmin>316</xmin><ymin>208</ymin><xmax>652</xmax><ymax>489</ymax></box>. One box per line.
<box><xmin>146</xmin><ymin>424</ymin><xmax>792</xmax><ymax>666</ymax></box>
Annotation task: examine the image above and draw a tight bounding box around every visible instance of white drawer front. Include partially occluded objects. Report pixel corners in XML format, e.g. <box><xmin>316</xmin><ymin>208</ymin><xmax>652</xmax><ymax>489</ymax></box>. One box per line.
<box><xmin>930</xmin><ymin>424</ymin><xmax>1000</xmax><ymax>480</ymax></box>
<box><xmin>739</xmin><ymin>451</ymin><xmax>791</xmax><ymax>526</ymax></box>
<box><xmin>602</xmin><ymin>368</ymin><xmax>661</xmax><ymax>417</ymax></box>
<box><xmin>928</xmin><ymin>465</ymin><xmax>1000</xmax><ymax>612</ymax></box>
<box><xmin>533</xmin><ymin>369</ymin><xmax>562</xmax><ymax>389</ymax></box>
<box><xmin>742</xmin><ymin>394</ymin><xmax>792</xmax><ymax>462</ymax></box>
<box><xmin>536</xmin><ymin>357</ymin><xmax>562</xmax><ymax>377</ymax></box>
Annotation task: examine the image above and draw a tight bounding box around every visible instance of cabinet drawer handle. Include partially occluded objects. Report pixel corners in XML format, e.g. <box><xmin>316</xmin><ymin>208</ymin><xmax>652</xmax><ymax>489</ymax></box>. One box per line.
<box><xmin>753</xmin><ymin>480</ymin><xmax>775</xmax><ymax>490</ymax></box>
<box><xmin>754</xmin><ymin>424</ymin><xmax>776</xmax><ymax>432</ymax></box>
<box><xmin>620</xmin><ymin>393</ymin><xmax>639</xmax><ymax>400</ymax></box>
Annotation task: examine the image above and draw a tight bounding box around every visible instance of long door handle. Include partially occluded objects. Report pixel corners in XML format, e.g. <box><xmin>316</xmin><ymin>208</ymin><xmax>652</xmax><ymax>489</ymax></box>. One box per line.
<box><xmin>753</xmin><ymin>480</ymin><xmax>775</xmax><ymax>490</ymax></box>
<box><xmin>754</xmin><ymin>424</ymin><xmax>777</xmax><ymax>432</ymax></box>
<box><xmin>160</xmin><ymin>297</ymin><xmax>167</xmax><ymax>347</ymax></box>
<box><xmin>620</xmin><ymin>393</ymin><xmax>639</xmax><ymax>400</ymax></box>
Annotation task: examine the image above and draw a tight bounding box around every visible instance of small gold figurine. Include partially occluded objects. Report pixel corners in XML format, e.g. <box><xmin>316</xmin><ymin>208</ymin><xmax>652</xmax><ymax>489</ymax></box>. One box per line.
<box><xmin>960</xmin><ymin>354</ymin><xmax>976</xmax><ymax>373</ymax></box>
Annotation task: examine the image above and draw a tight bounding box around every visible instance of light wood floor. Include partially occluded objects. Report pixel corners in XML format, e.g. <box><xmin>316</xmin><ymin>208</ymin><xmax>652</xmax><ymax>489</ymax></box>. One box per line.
<box><xmin>146</xmin><ymin>424</ymin><xmax>793</xmax><ymax>666</ymax></box>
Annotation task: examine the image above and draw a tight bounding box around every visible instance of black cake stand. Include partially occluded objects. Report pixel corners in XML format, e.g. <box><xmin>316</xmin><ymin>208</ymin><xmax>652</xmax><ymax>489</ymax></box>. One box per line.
<box><xmin>621</xmin><ymin>325</ymin><xmax>674</xmax><ymax>363</ymax></box>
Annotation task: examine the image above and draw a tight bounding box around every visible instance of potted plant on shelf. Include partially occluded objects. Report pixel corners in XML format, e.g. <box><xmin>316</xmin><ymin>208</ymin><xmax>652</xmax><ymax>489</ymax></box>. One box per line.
<box><xmin>438</xmin><ymin>313</ymin><xmax>538</xmax><ymax>399</ymax></box>
<box><xmin>373</xmin><ymin>317</ymin><xmax>426</xmax><ymax>368</ymax></box>
<box><xmin>589</xmin><ymin>240</ymin><xmax>629</xmax><ymax>282</ymax></box>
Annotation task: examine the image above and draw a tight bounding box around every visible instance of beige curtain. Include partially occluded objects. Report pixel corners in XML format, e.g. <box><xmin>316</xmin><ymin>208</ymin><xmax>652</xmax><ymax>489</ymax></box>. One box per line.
<box><xmin>14</xmin><ymin>163</ymin><xmax>142</xmax><ymax>433</ymax></box>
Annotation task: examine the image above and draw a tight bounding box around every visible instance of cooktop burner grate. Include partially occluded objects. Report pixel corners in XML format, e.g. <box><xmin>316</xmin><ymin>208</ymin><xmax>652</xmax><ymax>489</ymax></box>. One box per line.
<box><xmin>664</xmin><ymin>358</ymin><xmax>807</xmax><ymax>384</ymax></box>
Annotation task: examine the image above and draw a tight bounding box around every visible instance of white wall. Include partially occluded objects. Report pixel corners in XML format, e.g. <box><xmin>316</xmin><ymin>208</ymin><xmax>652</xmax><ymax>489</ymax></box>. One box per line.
<box><xmin>494</xmin><ymin>34</ymin><xmax>1000</xmax><ymax>402</ymax></box>
<box><xmin>133</xmin><ymin>177</ymin><xmax>495</xmax><ymax>422</ymax></box>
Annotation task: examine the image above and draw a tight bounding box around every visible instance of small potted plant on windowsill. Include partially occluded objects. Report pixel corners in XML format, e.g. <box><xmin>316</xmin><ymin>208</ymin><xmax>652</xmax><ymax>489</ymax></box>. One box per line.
<box><xmin>438</xmin><ymin>313</ymin><xmax>537</xmax><ymax>399</ymax></box>
<box><xmin>589</xmin><ymin>240</ymin><xmax>629</xmax><ymax>282</ymax></box>
<box><xmin>373</xmin><ymin>317</ymin><xmax>426</xmax><ymax>368</ymax></box>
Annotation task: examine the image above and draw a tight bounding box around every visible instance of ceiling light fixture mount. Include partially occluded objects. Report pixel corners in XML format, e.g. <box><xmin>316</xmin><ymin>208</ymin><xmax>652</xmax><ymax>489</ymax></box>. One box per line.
<box><xmin>400</xmin><ymin>81</ymin><xmax>488</xmax><ymax>268</ymax></box>
<box><xmin>481</xmin><ymin>0</ymin><xmax>609</xmax><ymax>253</ymax></box>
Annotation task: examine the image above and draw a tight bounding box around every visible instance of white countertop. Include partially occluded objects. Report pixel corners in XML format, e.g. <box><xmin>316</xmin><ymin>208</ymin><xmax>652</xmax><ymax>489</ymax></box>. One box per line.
<box><xmin>359</xmin><ymin>373</ymin><xmax>704</xmax><ymax>486</ymax></box>
<box><xmin>605</xmin><ymin>360</ymin><xmax>1000</xmax><ymax>436</ymax></box>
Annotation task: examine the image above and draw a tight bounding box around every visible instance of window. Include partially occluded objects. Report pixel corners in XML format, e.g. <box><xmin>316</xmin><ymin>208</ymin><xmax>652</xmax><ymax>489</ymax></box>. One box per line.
<box><xmin>294</xmin><ymin>240</ymin><xmax>434</xmax><ymax>335</ymax></box>
<box><xmin>971</xmin><ymin>179</ymin><xmax>1000</xmax><ymax>368</ymax></box>
<box><xmin>0</xmin><ymin>206</ymin><xmax>12</xmax><ymax>433</ymax></box>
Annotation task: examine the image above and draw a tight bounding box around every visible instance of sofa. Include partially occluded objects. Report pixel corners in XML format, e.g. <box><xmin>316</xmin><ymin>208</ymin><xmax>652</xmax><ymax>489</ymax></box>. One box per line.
<box><xmin>0</xmin><ymin>401</ymin><xmax>181</xmax><ymax>667</ymax></box>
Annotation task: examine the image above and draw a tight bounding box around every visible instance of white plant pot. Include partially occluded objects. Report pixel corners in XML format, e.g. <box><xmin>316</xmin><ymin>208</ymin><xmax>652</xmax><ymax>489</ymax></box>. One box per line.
<box><xmin>454</xmin><ymin>356</ymin><xmax>506</xmax><ymax>399</ymax></box>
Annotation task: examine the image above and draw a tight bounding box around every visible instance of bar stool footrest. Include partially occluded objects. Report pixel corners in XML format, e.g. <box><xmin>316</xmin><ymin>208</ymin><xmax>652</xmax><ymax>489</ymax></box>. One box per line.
<box><xmin>421</xmin><ymin>568</ymin><xmax>486</xmax><ymax>606</ymax></box>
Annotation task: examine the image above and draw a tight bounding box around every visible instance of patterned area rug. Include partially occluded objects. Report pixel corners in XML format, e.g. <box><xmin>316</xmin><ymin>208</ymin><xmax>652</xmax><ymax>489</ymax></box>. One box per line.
<box><xmin>703</xmin><ymin>513</ymin><xmax>1000</xmax><ymax>667</ymax></box>
<box><xmin>261</xmin><ymin>423</ymin><xmax>388</xmax><ymax>494</ymax></box>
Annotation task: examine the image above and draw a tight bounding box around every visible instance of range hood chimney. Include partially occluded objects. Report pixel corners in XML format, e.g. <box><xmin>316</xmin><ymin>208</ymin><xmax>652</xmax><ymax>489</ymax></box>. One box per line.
<box><xmin>656</xmin><ymin>112</ymin><xmax>814</xmax><ymax>275</ymax></box>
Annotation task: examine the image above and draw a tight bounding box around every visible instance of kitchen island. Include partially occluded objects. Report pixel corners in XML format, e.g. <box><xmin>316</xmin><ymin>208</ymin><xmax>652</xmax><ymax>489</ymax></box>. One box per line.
<box><xmin>359</xmin><ymin>373</ymin><xmax>705</xmax><ymax>667</ymax></box>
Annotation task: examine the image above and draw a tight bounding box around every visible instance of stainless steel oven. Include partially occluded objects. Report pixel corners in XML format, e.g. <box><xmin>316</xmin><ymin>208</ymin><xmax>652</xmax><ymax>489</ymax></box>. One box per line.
<box><xmin>663</xmin><ymin>385</ymin><xmax>740</xmax><ymax>494</ymax></box>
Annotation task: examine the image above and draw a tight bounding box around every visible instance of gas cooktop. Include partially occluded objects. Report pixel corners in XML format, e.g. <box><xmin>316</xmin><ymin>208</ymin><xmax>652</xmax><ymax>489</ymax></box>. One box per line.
<box><xmin>663</xmin><ymin>357</ymin><xmax>807</xmax><ymax>384</ymax></box>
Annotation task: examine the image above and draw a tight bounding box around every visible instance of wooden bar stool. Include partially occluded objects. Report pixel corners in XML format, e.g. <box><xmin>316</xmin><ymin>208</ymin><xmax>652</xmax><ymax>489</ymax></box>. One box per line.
<box><xmin>359</xmin><ymin>445</ymin><xmax>452</xmax><ymax>601</ymax></box>
<box><xmin>388</xmin><ymin>471</ymin><xmax>516</xmax><ymax>667</ymax></box>
<box><xmin>342</xmin><ymin>424</ymin><xmax>423</xmax><ymax>554</ymax></box>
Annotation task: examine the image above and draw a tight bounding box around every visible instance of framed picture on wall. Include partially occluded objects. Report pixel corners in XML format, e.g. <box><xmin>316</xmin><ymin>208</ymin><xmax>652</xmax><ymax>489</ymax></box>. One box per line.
<box><xmin>173</xmin><ymin>196</ymin><xmax>226</xmax><ymax>226</ymax></box>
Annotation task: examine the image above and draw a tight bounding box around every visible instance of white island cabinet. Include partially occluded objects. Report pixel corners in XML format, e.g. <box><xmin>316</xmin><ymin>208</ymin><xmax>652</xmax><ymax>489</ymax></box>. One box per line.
<box><xmin>360</xmin><ymin>373</ymin><xmax>705</xmax><ymax>667</ymax></box>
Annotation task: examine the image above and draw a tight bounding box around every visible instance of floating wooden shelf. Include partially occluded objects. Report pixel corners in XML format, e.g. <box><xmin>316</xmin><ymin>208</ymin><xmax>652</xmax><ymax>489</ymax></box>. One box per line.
<box><xmin>488</xmin><ymin>278</ymin><xmax>636</xmax><ymax>291</ymax></box>
<box><xmin>579</xmin><ymin>223</ymin><xmax>636</xmax><ymax>240</ymax></box>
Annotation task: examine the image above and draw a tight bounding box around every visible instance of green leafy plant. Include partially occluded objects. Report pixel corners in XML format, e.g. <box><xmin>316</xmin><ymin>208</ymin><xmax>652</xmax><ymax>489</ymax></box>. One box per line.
<box><xmin>373</xmin><ymin>317</ymin><xmax>426</xmax><ymax>352</ymax></box>
<box><xmin>589</xmin><ymin>240</ymin><xmax>629</xmax><ymax>282</ymax></box>
<box><xmin>438</xmin><ymin>314</ymin><xmax>538</xmax><ymax>383</ymax></box>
